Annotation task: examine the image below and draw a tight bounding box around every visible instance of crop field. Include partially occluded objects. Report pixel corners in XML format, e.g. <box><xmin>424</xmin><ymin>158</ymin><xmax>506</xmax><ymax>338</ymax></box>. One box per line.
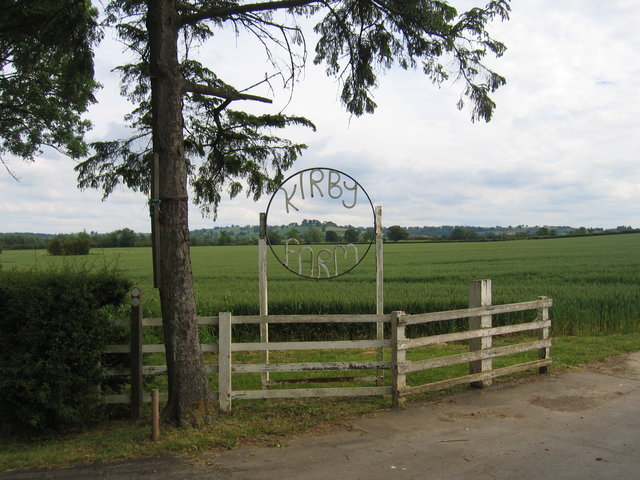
<box><xmin>1</xmin><ymin>234</ymin><xmax>639</xmax><ymax>471</ymax></box>
<box><xmin>2</xmin><ymin>233</ymin><xmax>639</xmax><ymax>336</ymax></box>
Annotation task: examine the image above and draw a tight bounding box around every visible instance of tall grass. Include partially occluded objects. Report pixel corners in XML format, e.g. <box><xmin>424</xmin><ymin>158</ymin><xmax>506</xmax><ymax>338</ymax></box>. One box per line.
<box><xmin>2</xmin><ymin>234</ymin><xmax>638</xmax><ymax>335</ymax></box>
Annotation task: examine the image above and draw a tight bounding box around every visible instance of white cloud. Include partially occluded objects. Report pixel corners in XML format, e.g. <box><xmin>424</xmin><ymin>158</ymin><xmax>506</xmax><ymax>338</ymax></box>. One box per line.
<box><xmin>2</xmin><ymin>0</ymin><xmax>639</xmax><ymax>233</ymax></box>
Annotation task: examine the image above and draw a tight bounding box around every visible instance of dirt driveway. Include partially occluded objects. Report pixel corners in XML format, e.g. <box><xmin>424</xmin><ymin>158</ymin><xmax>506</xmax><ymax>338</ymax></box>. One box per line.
<box><xmin>3</xmin><ymin>353</ymin><xmax>640</xmax><ymax>480</ymax></box>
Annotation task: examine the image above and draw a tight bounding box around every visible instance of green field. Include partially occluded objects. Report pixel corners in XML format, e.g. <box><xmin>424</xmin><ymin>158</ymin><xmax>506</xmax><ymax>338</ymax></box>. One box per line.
<box><xmin>2</xmin><ymin>233</ymin><xmax>639</xmax><ymax>335</ymax></box>
<box><xmin>1</xmin><ymin>234</ymin><xmax>640</xmax><ymax>470</ymax></box>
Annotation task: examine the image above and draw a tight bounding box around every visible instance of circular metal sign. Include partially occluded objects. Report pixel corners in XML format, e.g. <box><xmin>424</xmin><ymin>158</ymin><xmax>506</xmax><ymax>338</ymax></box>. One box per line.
<box><xmin>265</xmin><ymin>167</ymin><xmax>375</xmax><ymax>279</ymax></box>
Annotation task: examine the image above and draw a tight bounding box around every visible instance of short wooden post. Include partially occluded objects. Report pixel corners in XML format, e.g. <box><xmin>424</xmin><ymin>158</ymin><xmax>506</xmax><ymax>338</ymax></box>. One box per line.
<box><xmin>391</xmin><ymin>311</ymin><xmax>407</xmax><ymax>408</ymax></box>
<box><xmin>151</xmin><ymin>389</ymin><xmax>160</xmax><ymax>441</ymax></box>
<box><xmin>130</xmin><ymin>287</ymin><xmax>143</xmax><ymax>419</ymax></box>
<box><xmin>469</xmin><ymin>279</ymin><xmax>492</xmax><ymax>388</ymax></box>
<box><xmin>375</xmin><ymin>206</ymin><xmax>384</xmax><ymax>386</ymax></box>
<box><xmin>218</xmin><ymin>312</ymin><xmax>232</xmax><ymax>413</ymax></box>
<box><xmin>259</xmin><ymin>213</ymin><xmax>269</xmax><ymax>388</ymax></box>
<box><xmin>537</xmin><ymin>296</ymin><xmax>551</xmax><ymax>373</ymax></box>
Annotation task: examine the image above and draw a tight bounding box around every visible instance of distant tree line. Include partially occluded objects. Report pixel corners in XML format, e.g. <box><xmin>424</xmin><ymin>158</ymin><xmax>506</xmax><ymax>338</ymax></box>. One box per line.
<box><xmin>406</xmin><ymin>225</ymin><xmax>639</xmax><ymax>242</ymax></box>
<box><xmin>0</xmin><ymin>229</ymin><xmax>152</xmax><ymax>252</ymax></box>
<box><xmin>95</xmin><ymin>228</ymin><xmax>151</xmax><ymax>248</ymax></box>
<box><xmin>0</xmin><ymin>234</ymin><xmax>47</xmax><ymax>250</ymax></box>
<box><xmin>159</xmin><ymin>223</ymin><xmax>640</xmax><ymax>246</ymax></box>
<box><xmin>0</xmin><ymin>224</ymin><xmax>637</xmax><ymax>251</ymax></box>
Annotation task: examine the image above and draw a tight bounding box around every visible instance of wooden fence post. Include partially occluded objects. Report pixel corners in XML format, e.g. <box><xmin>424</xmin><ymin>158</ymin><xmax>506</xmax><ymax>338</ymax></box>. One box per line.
<box><xmin>469</xmin><ymin>279</ymin><xmax>492</xmax><ymax>388</ymax></box>
<box><xmin>375</xmin><ymin>206</ymin><xmax>384</xmax><ymax>386</ymax></box>
<box><xmin>259</xmin><ymin>213</ymin><xmax>269</xmax><ymax>388</ymax></box>
<box><xmin>391</xmin><ymin>311</ymin><xmax>407</xmax><ymax>408</ymax></box>
<box><xmin>219</xmin><ymin>312</ymin><xmax>232</xmax><ymax>413</ymax></box>
<box><xmin>130</xmin><ymin>287</ymin><xmax>143</xmax><ymax>419</ymax></box>
<box><xmin>538</xmin><ymin>296</ymin><xmax>551</xmax><ymax>373</ymax></box>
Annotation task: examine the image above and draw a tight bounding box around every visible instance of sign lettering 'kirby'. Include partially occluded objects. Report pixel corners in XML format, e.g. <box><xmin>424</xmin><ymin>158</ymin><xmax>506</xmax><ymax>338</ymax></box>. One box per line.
<box><xmin>280</xmin><ymin>168</ymin><xmax>359</xmax><ymax>212</ymax></box>
<box><xmin>265</xmin><ymin>168</ymin><xmax>375</xmax><ymax>279</ymax></box>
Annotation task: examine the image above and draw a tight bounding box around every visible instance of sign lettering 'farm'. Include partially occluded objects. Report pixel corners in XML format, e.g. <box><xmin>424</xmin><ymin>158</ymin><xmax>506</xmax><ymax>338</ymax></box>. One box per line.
<box><xmin>265</xmin><ymin>168</ymin><xmax>375</xmax><ymax>279</ymax></box>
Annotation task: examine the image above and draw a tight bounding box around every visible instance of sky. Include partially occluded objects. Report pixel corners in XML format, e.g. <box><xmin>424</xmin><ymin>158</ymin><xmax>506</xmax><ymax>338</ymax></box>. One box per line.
<box><xmin>1</xmin><ymin>0</ymin><xmax>639</xmax><ymax>234</ymax></box>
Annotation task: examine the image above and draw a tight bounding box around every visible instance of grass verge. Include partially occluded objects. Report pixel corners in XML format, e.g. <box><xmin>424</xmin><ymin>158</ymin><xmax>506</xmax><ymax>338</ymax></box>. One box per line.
<box><xmin>1</xmin><ymin>333</ymin><xmax>639</xmax><ymax>472</ymax></box>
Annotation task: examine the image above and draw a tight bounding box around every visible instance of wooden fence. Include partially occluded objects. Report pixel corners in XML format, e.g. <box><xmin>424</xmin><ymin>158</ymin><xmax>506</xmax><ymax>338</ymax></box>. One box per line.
<box><xmin>102</xmin><ymin>279</ymin><xmax>552</xmax><ymax>415</ymax></box>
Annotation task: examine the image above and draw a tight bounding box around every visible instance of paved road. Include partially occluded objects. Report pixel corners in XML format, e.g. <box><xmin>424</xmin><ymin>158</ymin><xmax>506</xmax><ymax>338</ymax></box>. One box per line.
<box><xmin>3</xmin><ymin>353</ymin><xmax>640</xmax><ymax>480</ymax></box>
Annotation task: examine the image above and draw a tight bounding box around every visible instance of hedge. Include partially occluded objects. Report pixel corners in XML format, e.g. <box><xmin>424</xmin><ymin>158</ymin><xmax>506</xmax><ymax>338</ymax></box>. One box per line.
<box><xmin>0</xmin><ymin>267</ymin><xmax>131</xmax><ymax>434</ymax></box>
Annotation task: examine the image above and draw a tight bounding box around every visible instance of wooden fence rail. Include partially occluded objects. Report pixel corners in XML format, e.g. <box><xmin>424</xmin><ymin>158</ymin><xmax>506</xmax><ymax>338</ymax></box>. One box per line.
<box><xmin>102</xmin><ymin>280</ymin><xmax>552</xmax><ymax>416</ymax></box>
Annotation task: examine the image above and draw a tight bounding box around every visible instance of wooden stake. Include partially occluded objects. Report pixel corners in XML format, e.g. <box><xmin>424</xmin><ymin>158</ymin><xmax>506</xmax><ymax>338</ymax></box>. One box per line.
<box><xmin>151</xmin><ymin>389</ymin><xmax>160</xmax><ymax>441</ymax></box>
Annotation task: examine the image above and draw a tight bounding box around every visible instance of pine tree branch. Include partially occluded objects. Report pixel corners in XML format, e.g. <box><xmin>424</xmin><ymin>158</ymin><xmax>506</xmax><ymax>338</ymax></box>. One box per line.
<box><xmin>182</xmin><ymin>80</ymin><xmax>273</xmax><ymax>103</ymax></box>
<box><xmin>180</xmin><ymin>0</ymin><xmax>321</xmax><ymax>26</ymax></box>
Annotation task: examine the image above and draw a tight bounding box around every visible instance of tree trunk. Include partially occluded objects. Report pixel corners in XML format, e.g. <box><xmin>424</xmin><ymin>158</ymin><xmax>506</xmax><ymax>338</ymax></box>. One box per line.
<box><xmin>146</xmin><ymin>0</ymin><xmax>215</xmax><ymax>427</ymax></box>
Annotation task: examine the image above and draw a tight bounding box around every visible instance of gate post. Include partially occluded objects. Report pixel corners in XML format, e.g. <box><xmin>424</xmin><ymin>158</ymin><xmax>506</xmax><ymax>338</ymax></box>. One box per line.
<box><xmin>469</xmin><ymin>279</ymin><xmax>492</xmax><ymax>388</ymax></box>
<box><xmin>218</xmin><ymin>312</ymin><xmax>233</xmax><ymax>413</ymax></box>
<box><xmin>375</xmin><ymin>206</ymin><xmax>384</xmax><ymax>386</ymax></box>
<box><xmin>259</xmin><ymin>213</ymin><xmax>269</xmax><ymax>388</ymax></box>
<box><xmin>391</xmin><ymin>311</ymin><xmax>407</xmax><ymax>408</ymax></box>
<box><xmin>130</xmin><ymin>287</ymin><xmax>143</xmax><ymax>419</ymax></box>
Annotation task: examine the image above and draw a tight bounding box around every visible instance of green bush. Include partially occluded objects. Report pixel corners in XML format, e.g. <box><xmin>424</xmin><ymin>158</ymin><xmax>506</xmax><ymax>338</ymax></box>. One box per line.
<box><xmin>46</xmin><ymin>233</ymin><xmax>91</xmax><ymax>256</ymax></box>
<box><xmin>0</xmin><ymin>267</ymin><xmax>131</xmax><ymax>435</ymax></box>
<box><xmin>46</xmin><ymin>237</ymin><xmax>64</xmax><ymax>256</ymax></box>
<box><xmin>62</xmin><ymin>236</ymin><xmax>90</xmax><ymax>255</ymax></box>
